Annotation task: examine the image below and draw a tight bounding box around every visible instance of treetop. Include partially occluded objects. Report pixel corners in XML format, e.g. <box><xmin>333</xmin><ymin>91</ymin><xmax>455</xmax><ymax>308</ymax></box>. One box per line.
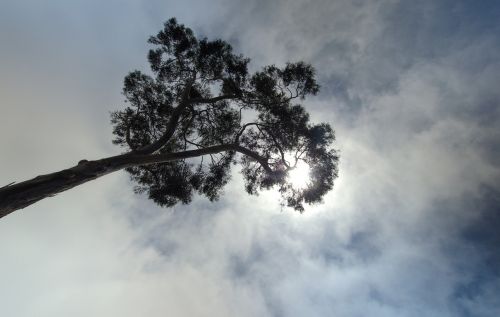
<box><xmin>111</xmin><ymin>18</ymin><xmax>339</xmax><ymax>212</ymax></box>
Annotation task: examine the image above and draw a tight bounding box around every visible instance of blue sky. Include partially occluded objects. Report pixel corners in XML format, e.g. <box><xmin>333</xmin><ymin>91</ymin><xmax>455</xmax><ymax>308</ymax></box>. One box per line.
<box><xmin>0</xmin><ymin>1</ymin><xmax>499</xmax><ymax>316</ymax></box>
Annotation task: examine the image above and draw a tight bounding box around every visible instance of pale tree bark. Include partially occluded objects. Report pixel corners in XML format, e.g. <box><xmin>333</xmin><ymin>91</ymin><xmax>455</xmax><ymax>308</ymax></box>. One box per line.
<box><xmin>0</xmin><ymin>144</ymin><xmax>272</xmax><ymax>219</ymax></box>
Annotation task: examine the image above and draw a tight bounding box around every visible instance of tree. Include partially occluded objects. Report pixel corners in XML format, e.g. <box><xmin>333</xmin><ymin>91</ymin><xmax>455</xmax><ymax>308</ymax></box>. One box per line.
<box><xmin>0</xmin><ymin>18</ymin><xmax>338</xmax><ymax>219</ymax></box>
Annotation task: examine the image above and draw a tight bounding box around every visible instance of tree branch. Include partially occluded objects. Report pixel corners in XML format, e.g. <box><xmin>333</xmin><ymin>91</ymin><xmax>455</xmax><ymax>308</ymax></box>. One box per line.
<box><xmin>125</xmin><ymin>143</ymin><xmax>273</xmax><ymax>173</ymax></box>
<box><xmin>231</xmin><ymin>145</ymin><xmax>273</xmax><ymax>173</ymax></box>
<box><xmin>133</xmin><ymin>76</ymin><xmax>196</xmax><ymax>154</ymax></box>
<box><xmin>234</xmin><ymin>122</ymin><xmax>288</xmax><ymax>168</ymax></box>
<box><xmin>256</xmin><ymin>125</ymin><xmax>288</xmax><ymax>168</ymax></box>
<box><xmin>188</xmin><ymin>94</ymin><xmax>236</xmax><ymax>104</ymax></box>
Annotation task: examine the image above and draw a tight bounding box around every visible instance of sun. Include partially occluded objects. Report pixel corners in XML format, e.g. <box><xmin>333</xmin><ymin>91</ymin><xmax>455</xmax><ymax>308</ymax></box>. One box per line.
<box><xmin>288</xmin><ymin>160</ymin><xmax>311</xmax><ymax>189</ymax></box>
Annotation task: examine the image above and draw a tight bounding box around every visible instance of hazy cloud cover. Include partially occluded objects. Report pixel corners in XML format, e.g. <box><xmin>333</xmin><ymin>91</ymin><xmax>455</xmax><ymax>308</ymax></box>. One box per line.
<box><xmin>1</xmin><ymin>1</ymin><xmax>499</xmax><ymax>316</ymax></box>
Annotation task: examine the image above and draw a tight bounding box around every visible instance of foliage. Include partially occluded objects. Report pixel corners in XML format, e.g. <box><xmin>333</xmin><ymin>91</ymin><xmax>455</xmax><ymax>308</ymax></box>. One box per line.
<box><xmin>111</xmin><ymin>18</ymin><xmax>339</xmax><ymax>211</ymax></box>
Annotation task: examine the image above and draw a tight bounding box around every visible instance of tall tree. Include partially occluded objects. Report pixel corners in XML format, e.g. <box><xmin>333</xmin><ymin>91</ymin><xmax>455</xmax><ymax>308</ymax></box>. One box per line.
<box><xmin>0</xmin><ymin>18</ymin><xmax>338</xmax><ymax>218</ymax></box>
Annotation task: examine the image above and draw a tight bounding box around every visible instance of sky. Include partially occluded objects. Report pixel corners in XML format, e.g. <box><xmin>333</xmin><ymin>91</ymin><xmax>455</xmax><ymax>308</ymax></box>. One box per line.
<box><xmin>0</xmin><ymin>0</ymin><xmax>499</xmax><ymax>316</ymax></box>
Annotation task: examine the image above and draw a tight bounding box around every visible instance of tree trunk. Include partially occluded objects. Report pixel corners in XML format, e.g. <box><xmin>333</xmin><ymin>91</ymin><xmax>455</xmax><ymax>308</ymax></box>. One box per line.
<box><xmin>0</xmin><ymin>153</ymin><xmax>132</xmax><ymax>219</ymax></box>
<box><xmin>0</xmin><ymin>144</ymin><xmax>246</xmax><ymax>219</ymax></box>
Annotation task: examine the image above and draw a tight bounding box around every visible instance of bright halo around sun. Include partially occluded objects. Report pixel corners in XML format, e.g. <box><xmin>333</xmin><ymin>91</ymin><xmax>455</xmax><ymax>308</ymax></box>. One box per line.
<box><xmin>288</xmin><ymin>160</ymin><xmax>311</xmax><ymax>189</ymax></box>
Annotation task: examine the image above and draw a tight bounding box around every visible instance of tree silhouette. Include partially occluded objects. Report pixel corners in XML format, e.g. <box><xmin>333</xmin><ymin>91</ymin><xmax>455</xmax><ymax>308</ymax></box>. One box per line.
<box><xmin>0</xmin><ymin>18</ymin><xmax>338</xmax><ymax>218</ymax></box>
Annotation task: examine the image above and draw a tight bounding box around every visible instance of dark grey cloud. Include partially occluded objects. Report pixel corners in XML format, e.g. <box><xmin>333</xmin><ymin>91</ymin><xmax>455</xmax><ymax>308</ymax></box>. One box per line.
<box><xmin>450</xmin><ymin>186</ymin><xmax>500</xmax><ymax>317</ymax></box>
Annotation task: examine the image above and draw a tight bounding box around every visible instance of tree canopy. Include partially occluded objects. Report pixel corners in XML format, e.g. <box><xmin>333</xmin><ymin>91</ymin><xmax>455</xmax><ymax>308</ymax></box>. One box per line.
<box><xmin>110</xmin><ymin>18</ymin><xmax>339</xmax><ymax>212</ymax></box>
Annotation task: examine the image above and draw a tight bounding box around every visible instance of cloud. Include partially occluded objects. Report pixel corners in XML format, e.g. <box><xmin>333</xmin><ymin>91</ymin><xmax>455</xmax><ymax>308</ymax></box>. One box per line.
<box><xmin>0</xmin><ymin>0</ymin><xmax>499</xmax><ymax>316</ymax></box>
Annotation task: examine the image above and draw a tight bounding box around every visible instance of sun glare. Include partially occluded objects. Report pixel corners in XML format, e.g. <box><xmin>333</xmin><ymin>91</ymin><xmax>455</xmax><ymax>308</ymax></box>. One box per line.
<box><xmin>288</xmin><ymin>160</ymin><xmax>311</xmax><ymax>189</ymax></box>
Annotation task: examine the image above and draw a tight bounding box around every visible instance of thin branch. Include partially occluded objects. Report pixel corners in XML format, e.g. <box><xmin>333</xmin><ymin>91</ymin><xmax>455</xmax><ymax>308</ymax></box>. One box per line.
<box><xmin>234</xmin><ymin>122</ymin><xmax>257</xmax><ymax>143</ymax></box>
<box><xmin>188</xmin><ymin>94</ymin><xmax>236</xmax><ymax>104</ymax></box>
